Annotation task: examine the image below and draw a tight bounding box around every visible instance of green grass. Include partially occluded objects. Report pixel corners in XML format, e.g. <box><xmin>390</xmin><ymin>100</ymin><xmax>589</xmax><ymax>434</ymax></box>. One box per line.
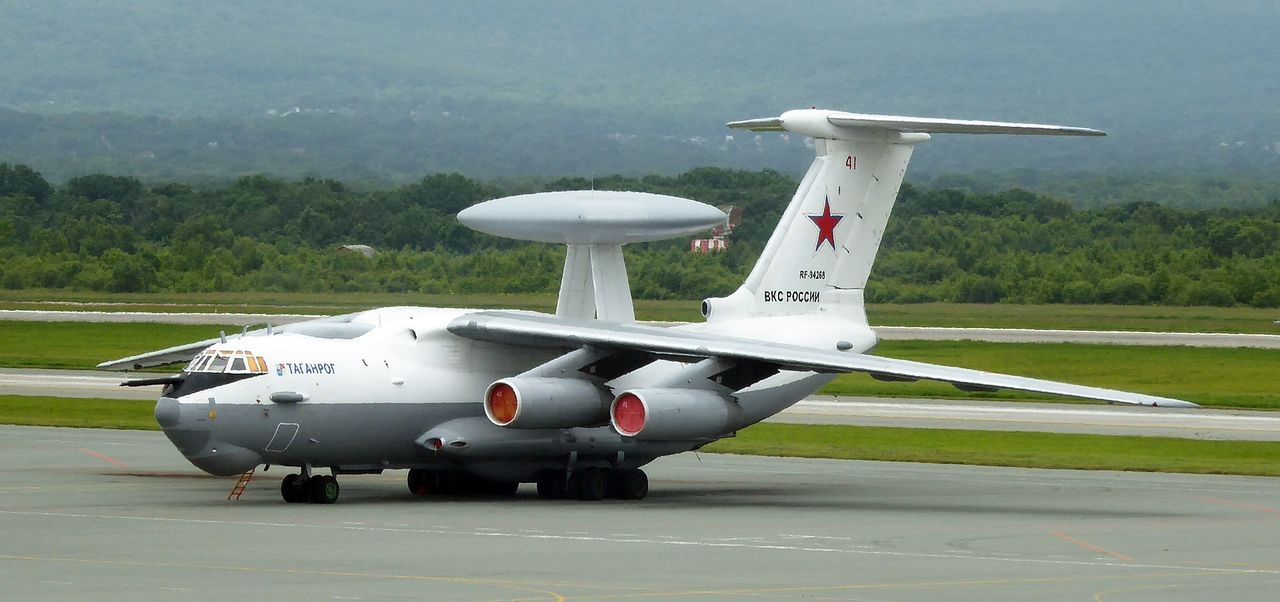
<box><xmin>705</xmin><ymin>423</ymin><xmax>1280</xmax><ymax>477</ymax></box>
<box><xmin>0</xmin><ymin>290</ymin><xmax>703</xmax><ymax>322</ymax></box>
<box><xmin>4</xmin><ymin>290</ymin><xmax>1280</xmax><ymax>332</ymax></box>
<box><xmin>0</xmin><ymin>396</ymin><xmax>160</xmax><ymax>430</ymax></box>
<box><xmin>822</xmin><ymin>341</ymin><xmax>1280</xmax><ymax>409</ymax></box>
<box><xmin>0</xmin><ymin>322</ymin><xmax>240</xmax><ymax>369</ymax></box>
<box><xmin>867</xmin><ymin>302</ymin><xmax>1280</xmax><ymax>334</ymax></box>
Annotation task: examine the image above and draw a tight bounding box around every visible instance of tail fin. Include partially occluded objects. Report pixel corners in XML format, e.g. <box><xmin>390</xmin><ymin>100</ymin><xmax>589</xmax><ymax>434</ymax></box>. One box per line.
<box><xmin>702</xmin><ymin>109</ymin><xmax>1103</xmax><ymax>323</ymax></box>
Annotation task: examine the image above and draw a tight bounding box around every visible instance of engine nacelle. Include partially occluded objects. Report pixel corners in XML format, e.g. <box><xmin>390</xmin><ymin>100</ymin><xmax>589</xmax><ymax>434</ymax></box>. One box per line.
<box><xmin>484</xmin><ymin>377</ymin><xmax>610</xmax><ymax>429</ymax></box>
<box><xmin>610</xmin><ymin>388</ymin><xmax>743</xmax><ymax>441</ymax></box>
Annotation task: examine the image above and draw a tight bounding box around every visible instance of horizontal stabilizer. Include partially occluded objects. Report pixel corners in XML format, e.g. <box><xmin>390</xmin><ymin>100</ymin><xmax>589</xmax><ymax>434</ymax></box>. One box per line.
<box><xmin>729</xmin><ymin>109</ymin><xmax>1104</xmax><ymax>139</ymax></box>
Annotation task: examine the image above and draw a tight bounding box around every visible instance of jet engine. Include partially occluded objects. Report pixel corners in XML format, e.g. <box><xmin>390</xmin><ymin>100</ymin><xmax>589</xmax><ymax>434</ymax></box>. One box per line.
<box><xmin>484</xmin><ymin>377</ymin><xmax>611</xmax><ymax>429</ymax></box>
<box><xmin>609</xmin><ymin>388</ymin><xmax>743</xmax><ymax>441</ymax></box>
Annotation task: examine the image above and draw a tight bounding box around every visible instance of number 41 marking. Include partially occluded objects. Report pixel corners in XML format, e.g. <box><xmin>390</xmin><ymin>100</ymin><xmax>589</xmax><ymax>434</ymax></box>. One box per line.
<box><xmin>845</xmin><ymin>155</ymin><xmax>856</xmax><ymax>169</ymax></box>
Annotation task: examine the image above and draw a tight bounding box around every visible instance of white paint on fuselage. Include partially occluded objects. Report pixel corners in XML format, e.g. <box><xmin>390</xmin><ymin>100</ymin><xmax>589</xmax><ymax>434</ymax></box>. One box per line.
<box><xmin>178</xmin><ymin>305</ymin><xmax>877</xmax><ymax>431</ymax></box>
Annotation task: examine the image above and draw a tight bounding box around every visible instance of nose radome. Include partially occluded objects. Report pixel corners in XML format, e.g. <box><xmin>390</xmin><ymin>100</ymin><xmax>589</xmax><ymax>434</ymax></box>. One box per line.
<box><xmin>154</xmin><ymin>397</ymin><xmax>180</xmax><ymax>427</ymax></box>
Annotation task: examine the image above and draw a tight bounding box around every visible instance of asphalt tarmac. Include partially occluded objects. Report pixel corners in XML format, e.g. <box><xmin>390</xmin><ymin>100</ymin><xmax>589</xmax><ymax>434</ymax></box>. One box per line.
<box><xmin>2</xmin><ymin>425</ymin><xmax>1278</xmax><ymax>601</ymax></box>
<box><xmin>6</xmin><ymin>368</ymin><xmax>1278</xmax><ymax>441</ymax></box>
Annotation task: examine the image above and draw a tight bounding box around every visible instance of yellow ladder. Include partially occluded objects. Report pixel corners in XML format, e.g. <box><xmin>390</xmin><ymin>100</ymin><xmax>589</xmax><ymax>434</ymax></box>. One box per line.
<box><xmin>228</xmin><ymin>467</ymin><xmax>256</xmax><ymax>501</ymax></box>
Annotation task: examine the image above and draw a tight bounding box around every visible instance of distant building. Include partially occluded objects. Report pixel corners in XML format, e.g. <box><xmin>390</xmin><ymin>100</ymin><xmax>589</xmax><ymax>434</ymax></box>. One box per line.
<box><xmin>690</xmin><ymin>238</ymin><xmax>728</xmax><ymax>253</ymax></box>
<box><xmin>690</xmin><ymin>205</ymin><xmax>741</xmax><ymax>254</ymax></box>
<box><xmin>337</xmin><ymin>244</ymin><xmax>377</xmax><ymax>258</ymax></box>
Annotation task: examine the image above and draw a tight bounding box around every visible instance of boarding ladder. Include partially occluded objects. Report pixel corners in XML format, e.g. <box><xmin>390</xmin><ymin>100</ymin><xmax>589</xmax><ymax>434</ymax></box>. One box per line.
<box><xmin>228</xmin><ymin>467</ymin><xmax>256</xmax><ymax>501</ymax></box>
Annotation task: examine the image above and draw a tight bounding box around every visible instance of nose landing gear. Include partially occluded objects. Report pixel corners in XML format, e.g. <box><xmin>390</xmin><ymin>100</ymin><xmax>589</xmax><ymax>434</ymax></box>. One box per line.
<box><xmin>280</xmin><ymin>471</ymin><xmax>340</xmax><ymax>504</ymax></box>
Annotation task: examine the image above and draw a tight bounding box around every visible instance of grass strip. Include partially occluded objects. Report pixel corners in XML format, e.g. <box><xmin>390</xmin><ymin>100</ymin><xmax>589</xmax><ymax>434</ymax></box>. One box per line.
<box><xmin>821</xmin><ymin>340</ymin><xmax>1280</xmax><ymax>409</ymax></box>
<box><xmin>867</xmin><ymin>302</ymin><xmax>1280</xmax><ymax>335</ymax></box>
<box><xmin>0</xmin><ymin>396</ymin><xmax>160</xmax><ymax>430</ymax></box>
<box><xmin>0</xmin><ymin>322</ymin><xmax>240</xmax><ymax>369</ymax></box>
<box><xmin>3</xmin><ymin>396</ymin><xmax>1276</xmax><ymax>477</ymax></box>
<box><xmin>5</xmin><ymin>290</ymin><xmax>1280</xmax><ymax>333</ymax></box>
<box><xmin>704</xmin><ymin>423</ymin><xmax>1280</xmax><ymax>477</ymax></box>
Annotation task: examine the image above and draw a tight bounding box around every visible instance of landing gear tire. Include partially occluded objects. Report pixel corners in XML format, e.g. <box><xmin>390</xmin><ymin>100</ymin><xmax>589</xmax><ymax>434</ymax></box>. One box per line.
<box><xmin>281</xmin><ymin>473</ymin><xmax>306</xmax><ymax>503</ymax></box>
<box><xmin>536</xmin><ymin>473</ymin><xmax>567</xmax><ymax>499</ymax></box>
<box><xmin>407</xmin><ymin>469</ymin><xmax>436</xmax><ymax>496</ymax></box>
<box><xmin>307</xmin><ymin>475</ymin><xmax>340</xmax><ymax>504</ymax></box>
<box><xmin>575</xmin><ymin>468</ymin><xmax>608</xmax><ymax>501</ymax></box>
<box><xmin>609</xmin><ymin>469</ymin><xmax>648</xmax><ymax>500</ymax></box>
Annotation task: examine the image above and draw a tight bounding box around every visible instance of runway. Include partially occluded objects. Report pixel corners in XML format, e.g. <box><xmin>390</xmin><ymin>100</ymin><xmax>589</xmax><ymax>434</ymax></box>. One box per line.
<box><xmin>876</xmin><ymin>326</ymin><xmax>1280</xmax><ymax>349</ymax></box>
<box><xmin>2</xmin><ymin>425</ymin><xmax>1278</xmax><ymax>600</ymax></box>
<box><xmin>775</xmin><ymin>396</ymin><xmax>1280</xmax><ymax>441</ymax></box>
<box><xmin>0</xmin><ymin>309</ymin><xmax>320</xmax><ymax>326</ymax></box>
<box><xmin>0</xmin><ymin>368</ymin><xmax>156</xmax><ymax>400</ymax></box>
<box><xmin>6</xmin><ymin>368</ymin><xmax>1278</xmax><ymax>441</ymax></box>
<box><xmin>5</xmin><ymin>309</ymin><xmax>1280</xmax><ymax>347</ymax></box>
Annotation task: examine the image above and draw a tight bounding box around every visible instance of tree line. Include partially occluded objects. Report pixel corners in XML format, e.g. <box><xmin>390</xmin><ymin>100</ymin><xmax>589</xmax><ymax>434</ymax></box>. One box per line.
<box><xmin>1</xmin><ymin>163</ymin><xmax>1278</xmax><ymax>307</ymax></box>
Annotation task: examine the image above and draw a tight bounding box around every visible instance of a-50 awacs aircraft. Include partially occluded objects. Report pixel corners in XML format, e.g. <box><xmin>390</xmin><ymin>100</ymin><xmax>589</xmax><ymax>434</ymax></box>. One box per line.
<box><xmin>102</xmin><ymin>109</ymin><xmax>1196</xmax><ymax>504</ymax></box>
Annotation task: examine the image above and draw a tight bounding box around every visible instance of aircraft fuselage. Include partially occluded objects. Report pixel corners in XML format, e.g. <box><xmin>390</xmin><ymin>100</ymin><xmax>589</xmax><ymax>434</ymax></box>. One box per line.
<box><xmin>155</xmin><ymin>306</ymin><xmax>866</xmax><ymax>484</ymax></box>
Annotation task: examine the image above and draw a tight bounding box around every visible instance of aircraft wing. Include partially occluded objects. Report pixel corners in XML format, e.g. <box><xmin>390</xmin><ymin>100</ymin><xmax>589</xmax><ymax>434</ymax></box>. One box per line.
<box><xmin>97</xmin><ymin>339</ymin><xmax>218</xmax><ymax>371</ymax></box>
<box><xmin>97</xmin><ymin>312</ymin><xmax>374</xmax><ymax>371</ymax></box>
<box><xmin>448</xmin><ymin>311</ymin><xmax>1198</xmax><ymax>408</ymax></box>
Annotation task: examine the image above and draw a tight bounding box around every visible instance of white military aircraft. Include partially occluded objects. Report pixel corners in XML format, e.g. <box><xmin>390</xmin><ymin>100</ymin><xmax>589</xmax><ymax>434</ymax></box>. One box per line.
<box><xmin>102</xmin><ymin>109</ymin><xmax>1196</xmax><ymax>504</ymax></box>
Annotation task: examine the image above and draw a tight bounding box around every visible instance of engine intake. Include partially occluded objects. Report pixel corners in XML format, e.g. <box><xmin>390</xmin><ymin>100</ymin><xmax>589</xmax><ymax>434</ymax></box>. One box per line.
<box><xmin>483</xmin><ymin>377</ymin><xmax>610</xmax><ymax>429</ymax></box>
<box><xmin>610</xmin><ymin>388</ymin><xmax>743</xmax><ymax>441</ymax></box>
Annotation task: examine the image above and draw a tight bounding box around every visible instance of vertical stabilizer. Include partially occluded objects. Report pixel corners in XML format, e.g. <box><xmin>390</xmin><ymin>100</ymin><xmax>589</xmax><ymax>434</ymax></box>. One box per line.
<box><xmin>703</xmin><ymin>109</ymin><xmax>1103</xmax><ymax>323</ymax></box>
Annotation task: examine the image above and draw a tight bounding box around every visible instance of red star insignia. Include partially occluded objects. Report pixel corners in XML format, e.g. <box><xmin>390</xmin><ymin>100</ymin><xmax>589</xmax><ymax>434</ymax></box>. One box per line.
<box><xmin>806</xmin><ymin>198</ymin><xmax>843</xmax><ymax>251</ymax></box>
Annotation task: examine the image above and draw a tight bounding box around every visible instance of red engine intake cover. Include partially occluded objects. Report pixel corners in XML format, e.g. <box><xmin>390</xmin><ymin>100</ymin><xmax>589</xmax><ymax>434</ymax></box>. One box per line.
<box><xmin>487</xmin><ymin>382</ymin><xmax>519</xmax><ymax>425</ymax></box>
<box><xmin>612</xmin><ymin>393</ymin><xmax>646</xmax><ymax>436</ymax></box>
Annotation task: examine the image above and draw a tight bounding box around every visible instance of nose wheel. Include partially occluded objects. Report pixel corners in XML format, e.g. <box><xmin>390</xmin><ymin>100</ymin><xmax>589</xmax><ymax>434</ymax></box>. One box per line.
<box><xmin>281</xmin><ymin>473</ymin><xmax>340</xmax><ymax>504</ymax></box>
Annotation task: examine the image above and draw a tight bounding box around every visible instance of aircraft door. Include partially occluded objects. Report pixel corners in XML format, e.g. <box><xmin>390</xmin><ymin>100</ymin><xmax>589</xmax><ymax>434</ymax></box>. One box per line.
<box><xmin>265</xmin><ymin>423</ymin><xmax>300</xmax><ymax>452</ymax></box>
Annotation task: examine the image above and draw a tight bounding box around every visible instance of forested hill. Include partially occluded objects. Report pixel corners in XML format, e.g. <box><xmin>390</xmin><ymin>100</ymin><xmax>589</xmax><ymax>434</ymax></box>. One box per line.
<box><xmin>0</xmin><ymin>1</ymin><xmax>1277</xmax><ymax>184</ymax></box>
<box><xmin>2</xmin><ymin>164</ymin><xmax>1278</xmax><ymax>307</ymax></box>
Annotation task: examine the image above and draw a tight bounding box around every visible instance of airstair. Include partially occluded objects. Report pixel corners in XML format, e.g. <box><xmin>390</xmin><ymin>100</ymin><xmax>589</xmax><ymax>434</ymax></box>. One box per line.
<box><xmin>227</xmin><ymin>467</ymin><xmax>256</xmax><ymax>500</ymax></box>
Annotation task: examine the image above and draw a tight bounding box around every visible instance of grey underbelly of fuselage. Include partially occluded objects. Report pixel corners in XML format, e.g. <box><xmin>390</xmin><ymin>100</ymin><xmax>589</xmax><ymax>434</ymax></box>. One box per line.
<box><xmin>156</xmin><ymin>398</ymin><xmax>679</xmax><ymax>481</ymax></box>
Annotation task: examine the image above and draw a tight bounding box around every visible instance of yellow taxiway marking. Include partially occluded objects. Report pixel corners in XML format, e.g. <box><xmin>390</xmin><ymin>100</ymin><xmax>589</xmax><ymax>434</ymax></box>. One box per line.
<box><xmin>0</xmin><ymin>554</ymin><xmax>566</xmax><ymax>601</ymax></box>
<box><xmin>1050</xmin><ymin>531</ymin><xmax>1135</xmax><ymax>562</ymax></box>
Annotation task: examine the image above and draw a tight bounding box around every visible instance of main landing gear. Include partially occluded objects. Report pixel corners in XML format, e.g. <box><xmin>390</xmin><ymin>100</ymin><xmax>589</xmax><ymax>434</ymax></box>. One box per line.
<box><xmin>535</xmin><ymin>468</ymin><xmax>648</xmax><ymax>501</ymax></box>
<box><xmin>280</xmin><ymin>472</ymin><xmax>340</xmax><ymax>504</ymax></box>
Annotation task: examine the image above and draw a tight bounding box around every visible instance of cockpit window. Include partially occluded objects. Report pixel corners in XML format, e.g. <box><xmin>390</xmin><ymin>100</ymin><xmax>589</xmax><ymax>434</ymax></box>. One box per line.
<box><xmin>207</xmin><ymin>354</ymin><xmax>229</xmax><ymax>373</ymax></box>
<box><xmin>185</xmin><ymin>349</ymin><xmax>269</xmax><ymax>375</ymax></box>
